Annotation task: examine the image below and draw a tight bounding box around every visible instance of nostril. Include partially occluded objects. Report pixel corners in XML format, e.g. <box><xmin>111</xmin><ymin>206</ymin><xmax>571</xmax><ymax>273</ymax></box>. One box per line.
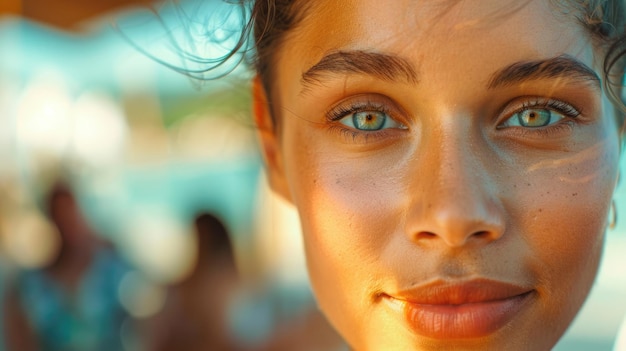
<box><xmin>415</xmin><ymin>231</ymin><xmax>438</xmax><ymax>240</ymax></box>
<box><xmin>472</xmin><ymin>231</ymin><xmax>490</xmax><ymax>238</ymax></box>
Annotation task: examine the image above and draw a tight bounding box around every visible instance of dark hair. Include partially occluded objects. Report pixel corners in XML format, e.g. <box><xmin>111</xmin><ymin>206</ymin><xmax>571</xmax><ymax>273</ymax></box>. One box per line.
<box><xmin>574</xmin><ymin>0</ymin><xmax>626</xmax><ymax>128</ymax></box>
<box><xmin>245</xmin><ymin>1</ymin><xmax>311</xmax><ymax>102</ymax></box>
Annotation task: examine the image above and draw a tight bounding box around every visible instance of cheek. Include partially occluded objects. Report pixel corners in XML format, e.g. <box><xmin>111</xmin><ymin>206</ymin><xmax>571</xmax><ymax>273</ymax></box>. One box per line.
<box><xmin>284</xmin><ymin>123</ymin><xmax>409</xmax><ymax>259</ymax></box>
<box><xmin>298</xmin><ymin>173</ymin><xmax>406</xmax><ymax>347</ymax></box>
<box><xmin>511</xmin><ymin>140</ymin><xmax>618</xmax><ymax>321</ymax></box>
<box><xmin>283</xmin><ymin>129</ymin><xmax>409</xmax><ymax>338</ymax></box>
<box><xmin>294</xmin><ymin>156</ymin><xmax>405</xmax><ymax>278</ymax></box>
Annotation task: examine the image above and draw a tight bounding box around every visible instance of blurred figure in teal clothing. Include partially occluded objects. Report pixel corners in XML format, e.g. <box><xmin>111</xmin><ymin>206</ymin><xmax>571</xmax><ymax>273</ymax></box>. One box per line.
<box><xmin>2</xmin><ymin>182</ymin><xmax>131</xmax><ymax>351</ymax></box>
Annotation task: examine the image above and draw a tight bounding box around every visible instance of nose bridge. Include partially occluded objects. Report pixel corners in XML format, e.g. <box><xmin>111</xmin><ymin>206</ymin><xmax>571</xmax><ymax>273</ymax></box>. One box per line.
<box><xmin>407</xmin><ymin>116</ymin><xmax>505</xmax><ymax>247</ymax></box>
<box><xmin>433</xmin><ymin>124</ymin><xmax>483</xmax><ymax>202</ymax></box>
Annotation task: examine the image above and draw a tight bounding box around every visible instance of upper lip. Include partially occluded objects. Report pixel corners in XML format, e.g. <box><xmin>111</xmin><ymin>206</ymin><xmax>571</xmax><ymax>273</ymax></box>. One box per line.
<box><xmin>386</xmin><ymin>278</ymin><xmax>534</xmax><ymax>305</ymax></box>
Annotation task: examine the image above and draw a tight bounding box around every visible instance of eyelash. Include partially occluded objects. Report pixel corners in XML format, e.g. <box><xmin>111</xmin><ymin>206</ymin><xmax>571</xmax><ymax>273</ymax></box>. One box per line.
<box><xmin>327</xmin><ymin>101</ymin><xmax>390</xmax><ymax>121</ymax></box>
<box><xmin>522</xmin><ymin>99</ymin><xmax>580</xmax><ymax>118</ymax></box>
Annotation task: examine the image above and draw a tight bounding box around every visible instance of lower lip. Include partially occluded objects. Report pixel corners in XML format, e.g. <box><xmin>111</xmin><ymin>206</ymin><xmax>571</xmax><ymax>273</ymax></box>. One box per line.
<box><xmin>384</xmin><ymin>291</ymin><xmax>534</xmax><ymax>339</ymax></box>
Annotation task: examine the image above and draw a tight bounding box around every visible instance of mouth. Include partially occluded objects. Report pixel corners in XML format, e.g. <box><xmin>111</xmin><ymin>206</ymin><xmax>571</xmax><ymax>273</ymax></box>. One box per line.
<box><xmin>381</xmin><ymin>278</ymin><xmax>535</xmax><ymax>339</ymax></box>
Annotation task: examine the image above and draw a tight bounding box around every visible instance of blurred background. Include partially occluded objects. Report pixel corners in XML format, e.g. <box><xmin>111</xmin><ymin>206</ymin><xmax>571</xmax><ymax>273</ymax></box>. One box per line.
<box><xmin>0</xmin><ymin>0</ymin><xmax>624</xmax><ymax>350</ymax></box>
<box><xmin>0</xmin><ymin>1</ymin><xmax>345</xmax><ymax>350</ymax></box>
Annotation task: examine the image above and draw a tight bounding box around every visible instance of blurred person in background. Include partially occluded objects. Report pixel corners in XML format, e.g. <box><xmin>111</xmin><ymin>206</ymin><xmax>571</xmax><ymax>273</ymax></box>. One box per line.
<box><xmin>2</xmin><ymin>181</ymin><xmax>131</xmax><ymax>351</ymax></box>
<box><xmin>141</xmin><ymin>212</ymin><xmax>243</xmax><ymax>351</ymax></box>
<box><xmin>141</xmin><ymin>211</ymin><xmax>345</xmax><ymax>351</ymax></box>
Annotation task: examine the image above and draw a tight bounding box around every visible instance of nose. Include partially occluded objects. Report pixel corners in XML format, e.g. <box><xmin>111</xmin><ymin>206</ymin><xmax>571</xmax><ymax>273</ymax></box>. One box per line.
<box><xmin>405</xmin><ymin>122</ymin><xmax>506</xmax><ymax>248</ymax></box>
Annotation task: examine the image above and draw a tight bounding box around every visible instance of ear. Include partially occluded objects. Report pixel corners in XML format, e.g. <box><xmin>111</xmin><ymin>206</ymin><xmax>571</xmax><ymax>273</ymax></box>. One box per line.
<box><xmin>253</xmin><ymin>76</ymin><xmax>293</xmax><ymax>203</ymax></box>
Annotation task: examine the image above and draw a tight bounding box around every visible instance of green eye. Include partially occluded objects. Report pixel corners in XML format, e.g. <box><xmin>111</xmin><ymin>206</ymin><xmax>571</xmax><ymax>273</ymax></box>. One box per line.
<box><xmin>515</xmin><ymin>109</ymin><xmax>552</xmax><ymax>128</ymax></box>
<box><xmin>499</xmin><ymin>99</ymin><xmax>581</xmax><ymax>131</ymax></box>
<box><xmin>502</xmin><ymin>107</ymin><xmax>567</xmax><ymax>129</ymax></box>
<box><xmin>340</xmin><ymin>110</ymin><xmax>406</xmax><ymax>131</ymax></box>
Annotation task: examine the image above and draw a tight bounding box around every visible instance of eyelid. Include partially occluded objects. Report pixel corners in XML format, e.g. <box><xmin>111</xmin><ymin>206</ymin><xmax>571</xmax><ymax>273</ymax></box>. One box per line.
<box><xmin>327</xmin><ymin>101</ymin><xmax>390</xmax><ymax>122</ymax></box>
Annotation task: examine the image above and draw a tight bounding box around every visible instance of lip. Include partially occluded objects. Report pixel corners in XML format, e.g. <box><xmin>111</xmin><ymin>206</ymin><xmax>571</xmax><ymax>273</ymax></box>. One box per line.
<box><xmin>382</xmin><ymin>279</ymin><xmax>535</xmax><ymax>339</ymax></box>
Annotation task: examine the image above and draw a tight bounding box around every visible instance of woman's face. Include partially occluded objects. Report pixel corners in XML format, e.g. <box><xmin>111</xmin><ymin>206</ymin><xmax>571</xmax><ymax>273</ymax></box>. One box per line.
<box><xmin>255</xmin><ymin>0</ymin><xmax>620</xmax><ymax>350</ymax></box>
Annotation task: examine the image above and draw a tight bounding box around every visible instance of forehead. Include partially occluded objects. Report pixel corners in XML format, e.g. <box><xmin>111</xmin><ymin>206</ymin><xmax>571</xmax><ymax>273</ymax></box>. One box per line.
<box><xmin>279</xmin><ymin>0</ymin><xmax>593</xmax><ymax>75</ymax></box>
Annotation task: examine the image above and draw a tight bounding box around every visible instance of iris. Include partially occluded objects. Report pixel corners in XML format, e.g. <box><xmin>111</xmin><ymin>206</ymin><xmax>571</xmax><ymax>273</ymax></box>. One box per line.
<box><xmin>352</xmin><ymin>111</ymin><xmax>387</xmax><ymax>130</ymax></box>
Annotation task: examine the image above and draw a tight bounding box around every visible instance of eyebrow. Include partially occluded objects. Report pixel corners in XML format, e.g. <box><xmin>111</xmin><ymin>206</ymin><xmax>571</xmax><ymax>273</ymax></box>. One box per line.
<box><xmin>300</xmin><ymin>51</ymin><xmax>600</xmax><ymax>93</ymax></box>
<box><xmin>487</xmin><ymin>55</ymin><xmax>600</xmax><ymax>89</ymax></box>
<box><xmin>300</xmin><ymin>50</ymin><xmax>419</xmax><ymax>88</ymax></box>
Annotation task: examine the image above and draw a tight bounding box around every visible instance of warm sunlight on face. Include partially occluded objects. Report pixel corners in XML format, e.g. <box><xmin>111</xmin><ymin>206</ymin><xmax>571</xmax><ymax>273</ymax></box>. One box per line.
<box><xmin>256</xmin><ymin>0</ymin><xmax>621</xmax><ymax>350</ymax></box>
